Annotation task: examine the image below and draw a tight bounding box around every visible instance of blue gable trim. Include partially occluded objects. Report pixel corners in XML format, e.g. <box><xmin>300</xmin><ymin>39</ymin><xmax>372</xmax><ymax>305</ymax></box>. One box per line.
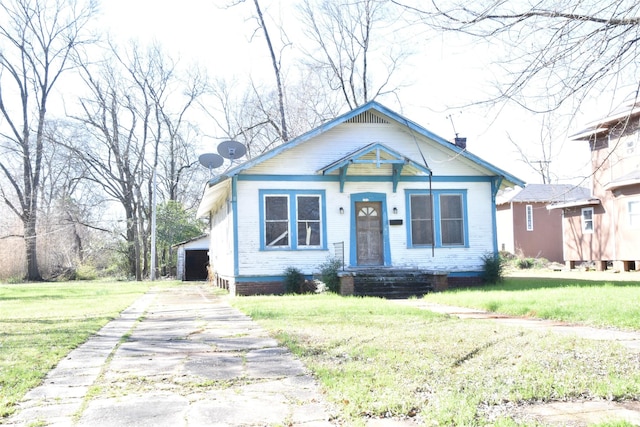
<box><xmin>237</xmin><ymin>174</ymin><xmax>496</xmax><ymax>183</ymax></box>
<box><xmin>207</xmin><ymin>101</ymin><xmax>525</xmax><ymax>189</ymax></box>
<box><xmin>318</xmin><ymin>142</ymin><xmax>431</xmax><ymax>193</ymax></box>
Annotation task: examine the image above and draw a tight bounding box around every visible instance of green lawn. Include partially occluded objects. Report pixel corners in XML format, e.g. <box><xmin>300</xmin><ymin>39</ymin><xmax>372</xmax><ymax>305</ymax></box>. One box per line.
<box><xmin>422</xmin><ymin>275</ymin><xmax>640</xmax><ymax>330</ymax></box>
<box><xmin>232</xmin><ymin>276</ymin><xmax>640</xmax><ymax>426</ymax></box>
<box><xmin>2</xmin><ymin>276</ymin><xmax>639</xmax><ymax>426</ymax></box>
<box><xmin>0</xmin><ymin>280</ymin><xmax>176</xmax><ymax>418</ymax></box>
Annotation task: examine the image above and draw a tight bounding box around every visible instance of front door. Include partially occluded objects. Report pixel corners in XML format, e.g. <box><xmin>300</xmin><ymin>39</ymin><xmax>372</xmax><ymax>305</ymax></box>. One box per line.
<box><xmin>356</xmin><ymin>201</ymin><xmax>383</xmax><ymax>266</ymax></box>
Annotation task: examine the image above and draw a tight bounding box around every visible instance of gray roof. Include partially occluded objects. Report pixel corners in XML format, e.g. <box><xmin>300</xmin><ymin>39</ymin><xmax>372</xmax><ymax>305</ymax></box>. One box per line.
<box><xmin>497</xmin><ymin>184</ymin><xmax>591</xmax><ymax>204</ymax></box>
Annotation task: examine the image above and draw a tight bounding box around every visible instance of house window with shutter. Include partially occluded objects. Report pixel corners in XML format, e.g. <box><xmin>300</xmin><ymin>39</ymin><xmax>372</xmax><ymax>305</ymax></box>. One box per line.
<box><xmin>582</xmin><ymin>207</ymin><xmax>594</xmax><ymax>233</ymax></box>
<box><xmin>526</xmin><ymin>205</ymin><xmax>533</xmax><ymax>231</ymax></box>
<box><xmin>260</xmin><ymin>190</ymin><xmax>326</xmax><ymax>250</ymax></box>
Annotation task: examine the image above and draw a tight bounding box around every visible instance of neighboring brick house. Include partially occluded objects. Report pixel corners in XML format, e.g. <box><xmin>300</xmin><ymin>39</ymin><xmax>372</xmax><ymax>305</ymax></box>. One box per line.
<box><xmin>548</xmin><ymin>102</ymin><xmax>640</xmax><ymax>271</ymax></box>
<box><xmin>496</xmin><ymin>184</ymin><xmax>590</xmax><ymax>262</ymax></box>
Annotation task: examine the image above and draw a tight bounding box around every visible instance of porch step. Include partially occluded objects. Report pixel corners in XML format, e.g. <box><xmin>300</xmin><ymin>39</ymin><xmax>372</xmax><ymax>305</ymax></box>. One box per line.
<box><xmin>348</xmin><ymin>269</ymin><xmax>444</xmax><ymax>299</ymax></box>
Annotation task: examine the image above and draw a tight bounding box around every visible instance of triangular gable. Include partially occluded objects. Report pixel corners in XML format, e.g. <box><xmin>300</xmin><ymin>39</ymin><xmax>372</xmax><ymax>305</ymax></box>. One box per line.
<box><xmin>206</xmin><ymin>101</ymin><xmax>525</xmax><ymax>189</ymax></box>
<box><xmin>317</xmin><ymin>142</ymin><xmax>431</xmax><ymax>192</ymax></box>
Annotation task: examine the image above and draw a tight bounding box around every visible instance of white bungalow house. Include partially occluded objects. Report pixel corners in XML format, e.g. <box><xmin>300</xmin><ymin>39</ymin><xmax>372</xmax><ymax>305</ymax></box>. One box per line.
<box><xmin>197</xmin><ymin>101</ymin><xmax>525</xmax><ymax>296</ymax></box>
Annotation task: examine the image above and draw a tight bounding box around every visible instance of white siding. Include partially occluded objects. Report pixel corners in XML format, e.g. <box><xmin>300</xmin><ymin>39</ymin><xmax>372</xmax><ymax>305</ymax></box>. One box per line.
<box><xmin>496</xmin><ymin>205</ymin><xmax>515</xmax><ymax>253</ymax></box>
<box><xmin>204</xmin><ymin>118</ymin><xmax>506</xmax><ymax>280</ymax></box>
<box><xmin>235</xmin><ymin>178</ymin><xmax>495</xmax><ymax>276</ymax></box>
<box><xmin>209</xmin><ymin>198</ymin><xmax>235</xmax><ymax>277</ymax></box>
<box><xmin>235</xmin><ymin>180</ymin><xmax>346</xmax><ymax>276</ymax></box>
<box><xmin>247</xmin><ymin>124</ymin><xmax>489</xmax><ymax>178</ymax></box>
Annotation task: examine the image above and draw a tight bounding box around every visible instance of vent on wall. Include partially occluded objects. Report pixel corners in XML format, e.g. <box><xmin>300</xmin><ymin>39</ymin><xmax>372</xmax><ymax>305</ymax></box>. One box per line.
<box><xmin>347</xmin><ymin>111</ymin><xmax>389</xmax><ymax>124</ymax></box>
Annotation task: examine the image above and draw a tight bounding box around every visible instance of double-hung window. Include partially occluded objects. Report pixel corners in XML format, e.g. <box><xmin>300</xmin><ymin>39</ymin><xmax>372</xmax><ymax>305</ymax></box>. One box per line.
<box><xmin>407</xmin><ymin>190</ymin><xmax>467</xmax><ymax>248</ymax></box>
<box><xmin>526</xmin><ymin>204</ymin><xmax>534</xmax><ymax>231</ymax></box>
<box><xmin>261</xmin><ymin>190</ymin><xmax>325</xmax><ymax>250</ymax></box>
<box><xmin>629</xmin><ymin>200</ymin><xmax>640</xmax><ymax>228</ymax></box>
<box><xmin>581</xmin><ymin>207</ymin><xmax>594</xmax><ymax>233</ymax></box>
<box><xmin>409</xmin><ymin>194</ymin><xmax>433</xmax><ymax>245</ymax></box>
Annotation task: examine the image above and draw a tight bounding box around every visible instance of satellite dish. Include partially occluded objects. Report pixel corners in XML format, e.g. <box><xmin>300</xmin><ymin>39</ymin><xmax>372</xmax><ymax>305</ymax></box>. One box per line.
<box><xmin>198</xmin><ymin>153</ymin><xmax>224</xmax><ymax>170</ymax></box>
<box><xmin>217</xmin><ymin>140</ymin><xmax>246</xmax><ymax>160</ymax></box>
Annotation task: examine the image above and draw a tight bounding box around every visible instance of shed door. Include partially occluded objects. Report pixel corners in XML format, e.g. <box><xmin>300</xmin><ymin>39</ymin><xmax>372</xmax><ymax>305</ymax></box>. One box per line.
<box><xmin>356</xmin><ymin>202</ymin><xmax>383</xmax><ymax>266</ymax></box>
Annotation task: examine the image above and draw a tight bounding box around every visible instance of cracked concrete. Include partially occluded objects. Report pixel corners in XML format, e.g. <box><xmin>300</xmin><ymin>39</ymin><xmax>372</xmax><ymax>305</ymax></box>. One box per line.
<box><xmin>4</xmin><ymin>285</ymin><xmax>336</xmax><ymax>427</ymax></box>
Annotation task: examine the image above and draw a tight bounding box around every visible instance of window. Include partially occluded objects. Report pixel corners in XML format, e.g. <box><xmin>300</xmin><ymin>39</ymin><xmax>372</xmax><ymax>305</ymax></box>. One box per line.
<box><xmin>629</xmin><ymin>200</ymin><xmax>640</xmax><ymax>228</ymax></box>
<box><xmin>526</xmin><ymin>204</ymin><xmax>533</xmax><ymax>231</ymax></box>
<box><xmin>582</xmin><ymin>207</ymin><xmax>594</xmax><ymax>233</ymax></box>
<box><xmin>410</xmin><ymin>194</ymin><xmax>433</xmax><ymax>245</ymax></box>
<box><xmin>297</xmin><ymin>195</ymin><xmax>321</xmax><ymax>247</ymax></box>
<box><xmin>440</xmin><ymin>194</ymin><xmax>464</xmax><ymax>245</ymax></box>
<box><xmin>265</xmin><ymin>196</ymin><xmax>289</xmax><ymax>247</ymax></box>
<box><xmin>260</xmin><ymin>190</ymin><xmax>325</xmax><ymax>250</ymax></box>
<box><xmin>406</xmin><ymin>190</ymin><xmax>467</xmax><ymax>247</ymax></box>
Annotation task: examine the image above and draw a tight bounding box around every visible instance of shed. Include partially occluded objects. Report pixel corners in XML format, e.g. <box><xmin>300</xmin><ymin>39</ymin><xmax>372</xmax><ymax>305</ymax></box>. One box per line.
<box><xmin>174</xmin><ymin>235</ymin><xmax>210</xmax><ymax>281</ymax></box>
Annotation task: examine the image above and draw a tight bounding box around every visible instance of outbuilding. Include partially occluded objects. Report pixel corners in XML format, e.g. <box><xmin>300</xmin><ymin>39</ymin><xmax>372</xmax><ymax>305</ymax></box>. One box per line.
<box><xmin>174</xmin><ymin>235</ymin><xmax>210</xmax><ymax>281</ymax></box>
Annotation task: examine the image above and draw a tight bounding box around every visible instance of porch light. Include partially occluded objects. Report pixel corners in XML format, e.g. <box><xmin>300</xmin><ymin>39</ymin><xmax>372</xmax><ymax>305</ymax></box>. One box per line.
<box><xmin>339</xmin><ymin>207</ymin><xmax>344</xmax><ymax>214</ymax></box>
<box><xmin>392</xmin><ymin>207</ymin><xmax>398</xmax><ymax>214</ymax></box>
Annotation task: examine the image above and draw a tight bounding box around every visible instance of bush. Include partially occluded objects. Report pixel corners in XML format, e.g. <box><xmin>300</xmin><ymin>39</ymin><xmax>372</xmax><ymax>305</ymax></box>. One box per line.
<box><xmin>283</xmin><ymin>266</ymin><xmax>305</xmax><ymax>294</ymax></box>
<box><xmin>481</xmin><ymin>252</ymin><xmax>504</xmax><ymax>284</ymax></box>
<box><xmin>517</xmin><ymin>257</ymin><xmax>535</xmax><ymax>269</ymax></box>
<box><xmin>75</xmin><ymin>264</ymin><xmax>98</xmax><ymax>281</ymax></box>
<box><xmin>318</xmin><ymin>257</ymin><xmax>342</xmax><ymax>293</ymax></box>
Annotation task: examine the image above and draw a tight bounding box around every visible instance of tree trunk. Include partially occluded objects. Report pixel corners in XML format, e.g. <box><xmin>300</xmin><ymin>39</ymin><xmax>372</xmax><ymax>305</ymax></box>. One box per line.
<box><xmin>24</xmin><ymin>211</ymin><xmax>42</xmax><ymax>281</ymax></box>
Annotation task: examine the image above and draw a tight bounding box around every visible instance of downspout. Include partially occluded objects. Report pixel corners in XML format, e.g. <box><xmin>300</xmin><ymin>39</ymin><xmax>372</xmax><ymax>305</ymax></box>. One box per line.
<box><xmin>491</xmin><ymin>177</ymin><xmax>503</xmax><ymax>257</ymax></box>
<box><xmin>429</xmin><ymin>172</ymin><xmax>435</xmax><ymax>257</ymax></box>
<box><xmin>232</xmin><ymin>175</ymin><xmax>240</xmax><ymax>277</ymax></box>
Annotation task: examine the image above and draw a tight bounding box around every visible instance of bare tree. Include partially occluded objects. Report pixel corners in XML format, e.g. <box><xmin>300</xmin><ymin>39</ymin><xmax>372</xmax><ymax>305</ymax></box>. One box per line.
<box><xmin>393</xmin><ymin>0</ymin><xmax>640</xmax><ymax>114</ymax></box>
<box><xmin>0</xmin><ymin>0</ymin><xmax>96</xmax><ymax>280</ymax></box>
<box><xmin>299</xmin><ymin>0</ymin><xmax>411</xmax><ymax>109</ymax></box>
<box><xmin>70</xmin><ymin>41</ymin><xmax>206</xmax><ymax>279</ymax></box>
<box><xmin>71</xmin><ymin>58</ymin><xmax>148</xmax><ymax>280</ymax></box>
<box><xmin>252</xmin><ymin>0</ymin><xmax>290</xmax><ymax>142</ymax></box>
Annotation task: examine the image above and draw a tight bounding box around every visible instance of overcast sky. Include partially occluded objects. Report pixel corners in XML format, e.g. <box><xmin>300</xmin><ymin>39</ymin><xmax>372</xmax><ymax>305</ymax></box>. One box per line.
<box><xmin>95</xmin><ymin>0</ymin><xmax>595</xmax><ymax>187</ymax></box>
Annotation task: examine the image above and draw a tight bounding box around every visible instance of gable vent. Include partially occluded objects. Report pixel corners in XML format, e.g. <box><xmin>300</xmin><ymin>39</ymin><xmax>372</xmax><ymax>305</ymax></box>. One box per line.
<box><xmin>346</xmin><ymin>111</ymin><xmax>389</xmax><ymax>124</ymax></box>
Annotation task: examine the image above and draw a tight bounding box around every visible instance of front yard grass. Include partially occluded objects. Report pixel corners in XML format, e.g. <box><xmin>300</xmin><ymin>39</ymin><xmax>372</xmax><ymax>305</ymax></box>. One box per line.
<box><xmin>421</xmin><ymin>275</ymin><xmax>640</xmax><ymax>330</ymax></box>
<box><xmin>0</xmin><ymin>280</ymin><xmax>176</xmax><ymax>418</ymax></box>
<box><xmin>232</xmin><ymin>279</ymin><xmax>640</xmax><ymax>426</ymax></box>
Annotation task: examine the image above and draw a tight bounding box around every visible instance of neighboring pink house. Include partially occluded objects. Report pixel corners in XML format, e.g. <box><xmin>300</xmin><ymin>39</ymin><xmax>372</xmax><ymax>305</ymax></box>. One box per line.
<box><xmin>496</xmin><ymin>184</ymin><xmax>590</xmax><ymax>262</ymax></box>
<box><xmin>549</xmin><ymin>102</ymin><xmax>640</xmax><ymax>271</ymax></box>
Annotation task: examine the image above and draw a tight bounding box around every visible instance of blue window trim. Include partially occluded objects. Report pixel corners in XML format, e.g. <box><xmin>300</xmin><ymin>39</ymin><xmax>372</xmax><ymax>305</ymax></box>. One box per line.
<box><xmin>405</xmin><ymin>189</ymin><xmax>469</xmax><ymax>248</ymax></box>
<box><xmin>259</xmin><ymin>189</ymin><xmax>327</xmax><ymax>251</ymax></box>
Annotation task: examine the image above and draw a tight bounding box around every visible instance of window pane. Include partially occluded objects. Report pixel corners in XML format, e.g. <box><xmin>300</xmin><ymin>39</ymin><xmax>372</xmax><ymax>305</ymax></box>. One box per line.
<box><xmin>411</xmin><ymin>195</ymin><xmax>432</xmax><ymax>220</ymax></box>
<box><xmin>440</xmin><ymin>195</ymin><xmax>464</xmax><ymax>245</ymax></box>
<box><xmin>265</xmin><ymin>196</ymin><xmax>289</xmax><ymax>247</ymax></box>
<box><xmin>440</xmin><ymin>195</ymin><xmax>462</xmax><ymax>218</ymax></box>
<box><xmin>298</xmin><ymin>221</ymin><xmax>320</xmax><ymax>246</ymax></box>
<box><xmin>266</xmin><ymin>196</ymin><xmax>288</xmax><ymax>220</ymax></box>
<box><xmin>297</xmin><ymin>196</ymin><xmax>320</xmax><ymax>220</ymax></box>
<box><xmin>582</xmin><ymin>208</ymin><xmax>594</xmax><ymax>232</ymax></box>
<box><xmin>630</xmin><ymin>201</ymin><xmax>640</xmax><ymax>227</ymax></box>
<box><xmin>410</xmin><ymin>194</ymin><xmax>433</xmax><ymax>245</ymax></box>
<box><xmin>411</xmin><ymin>220</ymin><xmax>433</xmax><ymax>245</ymax></box>
<box><xmin>266</xmin><ymin>222</ymin><xmax>289</xmax><ymax>246</ymax></box>
<box><xmin>442</xmin><ymin>220</ymin><xmax>464</xmax><ymax>245</ymax></box>
<box><xmin>297</xmin><ymin>196</ymin><xmax>321</xmax><ymax>247</ymax></box>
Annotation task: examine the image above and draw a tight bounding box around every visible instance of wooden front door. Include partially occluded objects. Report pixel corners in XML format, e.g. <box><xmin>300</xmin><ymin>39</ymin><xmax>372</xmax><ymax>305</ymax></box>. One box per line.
<box><xmin>356</xmin><ymin>201</ymin><xmax>383</xmax><ymax>266</ymax></box>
